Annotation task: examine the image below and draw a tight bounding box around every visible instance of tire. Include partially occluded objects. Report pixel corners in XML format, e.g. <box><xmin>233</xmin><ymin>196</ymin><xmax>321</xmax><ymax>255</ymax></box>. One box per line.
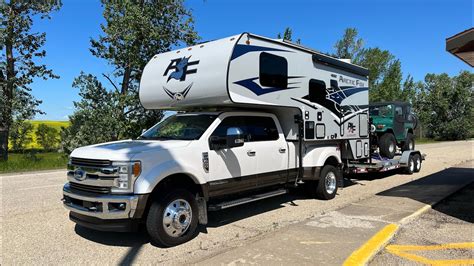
<box><xmin>402</xmin><ymin>133</ymin><xmax>415</xmax><ymax>151</ymax></box>
<box><xmin>379</xmin><ymin>133</ymin><xmax>396</xmax><ymax>159</ymax></box>
<box><xmin>311</xmin><ymin>165</ymin><xmax>340</xmax><ymax>200</ymax></box>
<box><xmin>412</xmin><ymin>153</ymin><xmax>422</xmax><ymax>173</ymax></box>
<box><xmin>404</xmin><ymin>155</ymin><xmax>415</xmax><ymax>174</ymax></box>
<box><xmin>146</xmin><ymin>189</ymin><xmax>199</xmax><ymax>247</ymax></box>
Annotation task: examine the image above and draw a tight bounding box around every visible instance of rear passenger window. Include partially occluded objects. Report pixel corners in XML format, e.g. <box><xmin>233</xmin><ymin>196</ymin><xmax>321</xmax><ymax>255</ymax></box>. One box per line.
<box><xmin>259</xmin><ymin>52</ymin><xmax>288</xmax><ymax>88</ymax></box>
<box><xmin>211</xmin><ymin>116</ymin><xmax>279</xmax><ymax>142</ymax></box>
<box><xmin>244</xmin><ymin>116</ymin><xmax>279</xmax><ymax>141</ymax></box>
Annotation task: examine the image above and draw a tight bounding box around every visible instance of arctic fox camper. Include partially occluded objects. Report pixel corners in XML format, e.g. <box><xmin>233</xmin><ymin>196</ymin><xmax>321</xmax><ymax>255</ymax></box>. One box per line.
<box><xmin>62</xmin><ymin>33</ymin><xmax>422</xmax><ymax>247</ymax></box>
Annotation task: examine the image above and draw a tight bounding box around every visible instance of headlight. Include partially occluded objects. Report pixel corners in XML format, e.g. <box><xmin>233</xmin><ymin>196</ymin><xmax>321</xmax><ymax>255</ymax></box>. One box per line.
<box><xmin>111</xmin><ymin>161</ymin><xmax>141</xmax><ymax>193</ymax></box>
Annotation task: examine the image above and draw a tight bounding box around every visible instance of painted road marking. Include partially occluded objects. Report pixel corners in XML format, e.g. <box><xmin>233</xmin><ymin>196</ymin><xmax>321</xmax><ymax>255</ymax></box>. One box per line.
<box><xmin>342</xmin><ymin>223</ymin><xmax>399</xmax><ymax>266</ymax></box>
<box><xmin>386</xmin><ymin>242</ymin><xmax>474</xmax><ymax>265</ymax></box>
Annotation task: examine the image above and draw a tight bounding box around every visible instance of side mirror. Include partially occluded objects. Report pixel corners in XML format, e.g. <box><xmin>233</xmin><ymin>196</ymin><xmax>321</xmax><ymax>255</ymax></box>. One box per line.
<box><xmin>226</xmin><ymin>127</ymin><xmax>245</xmax><ymax>148</ymax></box>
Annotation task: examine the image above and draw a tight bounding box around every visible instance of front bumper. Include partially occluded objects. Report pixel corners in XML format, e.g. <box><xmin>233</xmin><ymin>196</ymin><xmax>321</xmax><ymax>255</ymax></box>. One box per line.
<box><xmin>62</xmin><ymin>183</ymin><xmax>149</xmax><ymax>222</ymax></box>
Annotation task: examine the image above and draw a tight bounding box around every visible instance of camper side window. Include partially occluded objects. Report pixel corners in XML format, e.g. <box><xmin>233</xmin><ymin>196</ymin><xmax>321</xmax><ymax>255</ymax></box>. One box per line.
<box><xmin>259</xmin><ymin>52</ymin><xmax>288</xmax><ymax>89</ymax></box>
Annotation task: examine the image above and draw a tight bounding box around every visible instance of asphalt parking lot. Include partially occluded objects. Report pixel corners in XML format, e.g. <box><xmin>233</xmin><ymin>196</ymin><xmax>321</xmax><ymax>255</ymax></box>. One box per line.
<box><xmin>1</xmin><ymin>140</ymin><xmax>473</xmax><ymax>265</ymax></box>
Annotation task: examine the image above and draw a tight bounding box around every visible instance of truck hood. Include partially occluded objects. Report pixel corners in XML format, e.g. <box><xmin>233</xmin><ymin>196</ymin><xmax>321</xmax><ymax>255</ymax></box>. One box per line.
<box><xmin>70</xmin><ymin>139</ymin><xmax>192</xmax><ymax>161</ymax></box>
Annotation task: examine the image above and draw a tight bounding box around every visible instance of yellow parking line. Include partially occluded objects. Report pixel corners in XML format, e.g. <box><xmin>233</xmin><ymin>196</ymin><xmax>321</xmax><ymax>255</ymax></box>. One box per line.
<box><xmin>386</xmin><ymin>243</ymin><xmax>474</xmax><ymax>265</ymax></box>
<box><xmin>387</xmin><ymin>242</ymin><xmax>474</xmax><ymax>251</ymax></box>
<box><xmin>342</xmin><ymin>223</ymin><xmax>399</xmax><ymax>266</ymax></box>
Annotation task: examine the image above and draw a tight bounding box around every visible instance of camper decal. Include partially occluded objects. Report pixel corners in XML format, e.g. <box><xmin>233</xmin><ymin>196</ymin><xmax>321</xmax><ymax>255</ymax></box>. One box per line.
<box><xmin>163</xmin><ymin>83</ymin><xmax>193</xmax><ymax>101</ymax></box>
<box><xmin>231</xmin><ymin>44</ymin><xmax>292</xmax><ymax>60</ymax></box>
<box><xmin>234</xmin><ymin>76</ymin><xmax>303</xmax><ymax>96</ymax></box>
<box><xmin>163</xmin><ymin>56</ymin><xmax>199</xmax><ymax>82</ymax></box>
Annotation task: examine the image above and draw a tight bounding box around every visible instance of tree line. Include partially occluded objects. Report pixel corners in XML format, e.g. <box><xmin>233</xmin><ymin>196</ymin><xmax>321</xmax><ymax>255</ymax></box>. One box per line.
<box><xmin>1</xmin><ymin>2</ymin><xmax>472</xmax><ymax>161</ymax></box>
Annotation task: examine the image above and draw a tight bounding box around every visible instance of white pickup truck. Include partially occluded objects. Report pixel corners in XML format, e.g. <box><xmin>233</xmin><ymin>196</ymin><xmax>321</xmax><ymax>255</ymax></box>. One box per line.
<box><xmin>64</xmin><ymin>111</ymin><xmax>342</xmax><ymax>246</ymax></box>
<box><xmin>63</xmin><ymin>33</ymin><xmax>422</xmax><ymax>247</ymax></box>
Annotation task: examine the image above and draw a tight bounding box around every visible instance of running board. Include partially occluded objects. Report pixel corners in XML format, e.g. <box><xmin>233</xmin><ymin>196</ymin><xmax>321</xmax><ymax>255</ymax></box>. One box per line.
<box><xmin>208</xmin><ymin>189</ymin><xmax>288</xmax><ymax>211</ymax></box>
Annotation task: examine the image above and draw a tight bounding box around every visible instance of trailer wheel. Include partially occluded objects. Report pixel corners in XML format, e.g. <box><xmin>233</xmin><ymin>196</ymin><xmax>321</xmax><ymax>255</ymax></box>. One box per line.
<box><xmin>402</xmin><ymin>133</ymin><xmax>415</xmax><ymax>151</ymax></box>
<box><xmin>313</xmin><ymin>165</ymin><xmax>340</xmax><ymax>200</ymax></box>
<box><xmin>146</xmin><ymin>189</ymin><xmax>198</xmax><ymax>247</ymax></box>
<box><xmin>404</xmin><ymin>155</ymin><xmax>415</xmax><ymax>174</ymax></box>
<box><xmin>379</xmin><ymin>133</ymin><xmax>396</xmax><ymax>159</ymax></box>
<box><xmin>413</xmin><ymin>153</ymin><xmax>421</xmax><ymax>172</ymax></box>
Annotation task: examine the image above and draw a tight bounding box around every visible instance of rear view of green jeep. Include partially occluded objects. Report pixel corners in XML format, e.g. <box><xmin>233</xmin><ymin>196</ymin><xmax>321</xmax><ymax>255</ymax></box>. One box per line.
<box><xmin>369</xmin><ymin>102</ymin><xmax>418</xmax><ymax>158</ymax></box>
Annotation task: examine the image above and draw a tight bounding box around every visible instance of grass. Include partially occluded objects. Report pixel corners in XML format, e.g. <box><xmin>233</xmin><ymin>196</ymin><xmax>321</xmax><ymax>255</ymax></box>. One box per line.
<box><xmin>0</xmin><ymin>152</ymin><xmax>68</xmax><ymax>174</ymax></box>
<box><xmin>9</xmin><ymin>120</ymin><xmax>70</xmax><ymax>150</ymax></box>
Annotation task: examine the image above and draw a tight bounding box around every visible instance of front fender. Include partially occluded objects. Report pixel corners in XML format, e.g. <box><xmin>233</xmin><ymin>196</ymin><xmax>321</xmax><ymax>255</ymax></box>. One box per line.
<box><xmin>134</xmin><ymin>160</ymin><xmax>206</xmax><ymax>194</ymax></box>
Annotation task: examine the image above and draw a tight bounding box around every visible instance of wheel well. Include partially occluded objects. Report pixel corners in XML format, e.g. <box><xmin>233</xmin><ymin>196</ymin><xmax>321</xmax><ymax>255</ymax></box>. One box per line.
<box><xmin>150</xmin><ymin>174</ymin><xmax>203</xmax><ymax>200</ymax></box>
<box><xmin>324</xmin><ymin>156</ymin><xmax>340</xmax><ymax>167</ymax></box>
<box><xmin>407</xmin><ymin>128</ymin><xmax>414</xmax><ymax>134</ymax></box>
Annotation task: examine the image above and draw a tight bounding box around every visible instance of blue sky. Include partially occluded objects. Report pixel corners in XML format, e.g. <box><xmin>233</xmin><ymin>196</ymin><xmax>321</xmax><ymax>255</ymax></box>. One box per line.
<box><xmin>30</xmin><ymin>0</ymin><xmax>472</xmax><ymax>120</ymax></box>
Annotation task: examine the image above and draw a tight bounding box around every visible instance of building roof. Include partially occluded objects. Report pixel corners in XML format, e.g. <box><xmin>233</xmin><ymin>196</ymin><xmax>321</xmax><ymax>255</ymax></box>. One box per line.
<box><xmin>446</xmin><ymin>28</ymin><xmax>474</xmax><ymax>67</ymax></box>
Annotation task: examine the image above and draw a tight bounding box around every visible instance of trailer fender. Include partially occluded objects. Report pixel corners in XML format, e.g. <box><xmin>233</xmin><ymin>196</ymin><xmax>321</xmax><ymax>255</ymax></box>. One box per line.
<box><xmin>399</xmin><ymin>150</ymin><xmax>421</xmax><ymax>167</ymax></box>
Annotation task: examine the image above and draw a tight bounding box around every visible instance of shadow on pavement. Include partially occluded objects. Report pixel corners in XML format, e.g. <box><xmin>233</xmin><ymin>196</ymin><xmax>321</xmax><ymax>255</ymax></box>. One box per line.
<box><xmin>75</xmin><ymin>225</ymin><xmax>149</xmax><ymax>264</ymax></box>
<box><xmin>375</xmin><ymin>166</ymin><xmax>473</xmax><ymax>223</ymax></box>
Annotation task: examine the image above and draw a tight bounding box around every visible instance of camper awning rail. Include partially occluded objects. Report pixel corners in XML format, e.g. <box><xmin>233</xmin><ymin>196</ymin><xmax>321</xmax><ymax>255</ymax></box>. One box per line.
<box><xmin>312</xmin><ymin>54</ymin><xmax>369</xmax><ymax>77</ymax></box>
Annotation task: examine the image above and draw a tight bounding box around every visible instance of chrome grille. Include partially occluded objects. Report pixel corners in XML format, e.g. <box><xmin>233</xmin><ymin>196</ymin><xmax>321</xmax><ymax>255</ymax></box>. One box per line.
<box><xmin>69</xmin><ymin>182</ymin><xmax>111</xmax><ymax>194</ymax></box>
<box><xmin>70</xmin><ymin>157</ymin><xmax>111</xmax><ymax>168</ymax></box>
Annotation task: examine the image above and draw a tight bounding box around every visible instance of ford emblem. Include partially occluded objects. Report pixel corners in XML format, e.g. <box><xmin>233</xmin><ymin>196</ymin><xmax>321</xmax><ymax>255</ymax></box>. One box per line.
<box><xmin>74</xmin><ymin>169</ymin><xmax>86</xmax><ymax>181</ymax></box>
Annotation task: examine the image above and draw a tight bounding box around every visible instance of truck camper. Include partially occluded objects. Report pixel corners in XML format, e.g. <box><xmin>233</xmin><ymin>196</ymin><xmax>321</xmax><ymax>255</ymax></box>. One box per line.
<box><xmin>62</xmin><ymin>33</ymin><xmax>422</xmax><ymax>247</ymax></box>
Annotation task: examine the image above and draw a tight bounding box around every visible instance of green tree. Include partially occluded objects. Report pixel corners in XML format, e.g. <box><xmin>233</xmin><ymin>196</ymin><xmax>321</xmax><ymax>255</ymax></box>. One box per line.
<box><xmin>277</xmin><ymin>27</ymin><xmax>301</xmax><ymax>44</ymax></box>
<box><xmin>420</xmin><ymin>71</ymin><xmax>473</xmax><ymax>140</ymax></box>
<box><xmin>62</xmin><ymin>0</ymin><xmax>198</xmax><ymax>153</ymax></box>
<box><xmin>334</xmin><ymin>28</ymin><xmax>364</xmax><ymax>62</ymax></box>
<box><xmin>9</xmin><ymin>120</ymin><xmax>33</xmax><ymax>151</ymax></box>
<box><xmin>36</xmin><ymin>123</ymin><xmax>59</xmax><ymax>150</ymax></box>
<box><xmin>0</xmin><ymin>0</ymin><xmax>61</xmax><ymax>160</ymax></box>
<box><xmin>333</xmin><ymin>29</ymin><xmax>403</xmax><ymax>102</ymax></box>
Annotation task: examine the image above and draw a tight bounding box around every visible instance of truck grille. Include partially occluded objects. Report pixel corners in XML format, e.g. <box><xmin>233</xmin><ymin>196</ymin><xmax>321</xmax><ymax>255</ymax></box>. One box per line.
<box><xmin>70</xmin><ymin>157</ymin><xmax>111</xmax><ymax>168</ymax></box>
<box><xmin>69</xmin><ymin>182</ymin><xmax>111</xmax><ymax>194</ymax></box>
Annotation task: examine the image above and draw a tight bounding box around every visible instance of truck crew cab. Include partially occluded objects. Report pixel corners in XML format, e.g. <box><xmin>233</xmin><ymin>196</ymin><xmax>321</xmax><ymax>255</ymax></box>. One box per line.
<box><xmin>62</xmin><ymin>33</ymin><xmax>422</xmax><ymax>247</ymax></box>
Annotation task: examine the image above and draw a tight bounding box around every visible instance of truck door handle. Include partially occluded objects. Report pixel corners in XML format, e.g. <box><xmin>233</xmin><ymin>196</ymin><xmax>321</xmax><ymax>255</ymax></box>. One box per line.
<box><xmin>279</xmin><ymin>148</ymin><xmax>286</xmax><ymax>153</ymax></box>
<box><xmin>247</xmin><ymin>150</ymin><xmax>256</xmax><ymax>156</ymax></box>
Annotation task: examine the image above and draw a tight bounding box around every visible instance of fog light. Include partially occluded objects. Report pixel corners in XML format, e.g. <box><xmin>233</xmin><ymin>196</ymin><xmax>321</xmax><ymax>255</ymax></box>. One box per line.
<box><xmin>108</xmin><ymin>202</ymin><xmax>127</xmax><ymax>211</ymax></box>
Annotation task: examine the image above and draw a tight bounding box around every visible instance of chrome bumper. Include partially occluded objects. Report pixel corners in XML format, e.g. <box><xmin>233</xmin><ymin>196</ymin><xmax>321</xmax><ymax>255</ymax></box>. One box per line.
<box><xmin>62</xmin><ymin>183</ymin><xmax>139</xmax><ymax>220</ymax></box>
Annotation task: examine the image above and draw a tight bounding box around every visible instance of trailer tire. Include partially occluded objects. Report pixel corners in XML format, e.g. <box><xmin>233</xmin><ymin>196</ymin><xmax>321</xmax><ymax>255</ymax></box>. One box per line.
<box><xmin>314</xmin><ymin>165</ymin><xmax>339</xmax><ymax>200</ymax></box>
<box><xmin>404</xmin><ymin>155</ymin><xmax>415</xmax><ymax>175</ymax></box>
<box><xmin>413</xmin><ymin>153</ymin><xmax>421</xmax><ymax>172</ymax></box>
<box><xmin>146</xmin><ymin>189</ymin><xmax>198</xmax><ymax>247</ymax></box>
<box><xmin>379</xmin><ymin>133</ymin><xmax>396</xmax><ymax>159</ymax></box>
<box><xmin>402</xmin><ymin>133</ymin><xmax>415</xmax><ymax>151</ymax></box>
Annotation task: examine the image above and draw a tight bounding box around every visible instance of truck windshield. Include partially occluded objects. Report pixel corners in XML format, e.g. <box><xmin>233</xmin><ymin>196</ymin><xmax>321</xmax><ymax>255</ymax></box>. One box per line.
<box><xmin>370</xmin><ymin>104</ymin><xmax>394</xmax><ymax>117</ymax></box>
<box><xmin>139</xmin><ymin>114</ymin><xmax>217</xmax><ymax>140</ymax></box>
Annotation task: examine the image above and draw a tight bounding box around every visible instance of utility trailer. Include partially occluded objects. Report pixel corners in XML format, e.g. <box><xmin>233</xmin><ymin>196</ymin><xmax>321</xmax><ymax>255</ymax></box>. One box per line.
<box><xmin>347</xmin><ymin>150</ymin><xmax>425</xmax><ymax>175</ymax></box>
<box><xmin>63</xmin><ymin>32</ymin><xmax>424</xmax><ymax>247</ymax></box>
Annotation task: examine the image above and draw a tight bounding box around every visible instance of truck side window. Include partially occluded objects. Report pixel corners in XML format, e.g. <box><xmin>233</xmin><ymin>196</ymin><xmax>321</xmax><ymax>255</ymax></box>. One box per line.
<box><xmin>211</xmin><ymin>116</ymin><xmax>279</xmax><ymax>142</ymax></box>
<box><xmin>259</xmin><ymin>52</ymin><xmax>288</xmax><ymax>89</ymax></box>
<box><xmin>243</xmin><ymin>116</ymin><xmax>279</xmax><ymax>141</ymax></box>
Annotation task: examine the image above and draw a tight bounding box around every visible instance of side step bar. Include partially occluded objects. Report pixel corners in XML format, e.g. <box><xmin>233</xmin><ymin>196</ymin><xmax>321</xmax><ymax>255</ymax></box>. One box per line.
<box><xmin>208</xmin><ymin>189</ymin><xmax>288</xmax><ymax>211</ymax></box>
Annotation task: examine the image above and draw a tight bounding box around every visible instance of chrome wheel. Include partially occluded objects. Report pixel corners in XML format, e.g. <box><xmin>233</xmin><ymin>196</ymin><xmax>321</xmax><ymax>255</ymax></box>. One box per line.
<box><xmin>409</xmin><ymin>140</ymin><xmax>414</xmax><ymax>150</ymax></box>
<box><xmin>325</xmin><ymin>171</ymin><xmax>337</xmax><ymax>194</ymax></box>
<box><xmin>415</xmin><ymin>156</ymin><xmax>421</xmax><ymax>171</ymax></box>
<box><xmin>409</xmin><ymin>158</ymin><xmax>415</xmax><ymax>172</ymax></box>
<box><xmin>162</xmin><ymin>199</ymin><xmax>192</xmax><ymax>238</ymax></box>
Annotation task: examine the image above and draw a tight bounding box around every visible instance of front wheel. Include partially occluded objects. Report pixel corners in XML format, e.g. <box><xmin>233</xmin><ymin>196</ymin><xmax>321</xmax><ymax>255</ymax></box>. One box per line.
<box><xmin>379</xmin><ymin>133</ymin><xmax>396</xmax><ymax>159</ymax></box>
<box><xmin>146</xmin><ymin>189</ymin><xmax>199</xmax><ymax>247</ymax></box>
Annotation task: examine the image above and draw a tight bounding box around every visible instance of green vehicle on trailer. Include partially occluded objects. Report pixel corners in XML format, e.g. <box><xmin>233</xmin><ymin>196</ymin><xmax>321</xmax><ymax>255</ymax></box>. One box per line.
<box><xmin>369</xmin><ymin>102</ymin><xmax>418</xmax><ymax>159</ymax></box>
